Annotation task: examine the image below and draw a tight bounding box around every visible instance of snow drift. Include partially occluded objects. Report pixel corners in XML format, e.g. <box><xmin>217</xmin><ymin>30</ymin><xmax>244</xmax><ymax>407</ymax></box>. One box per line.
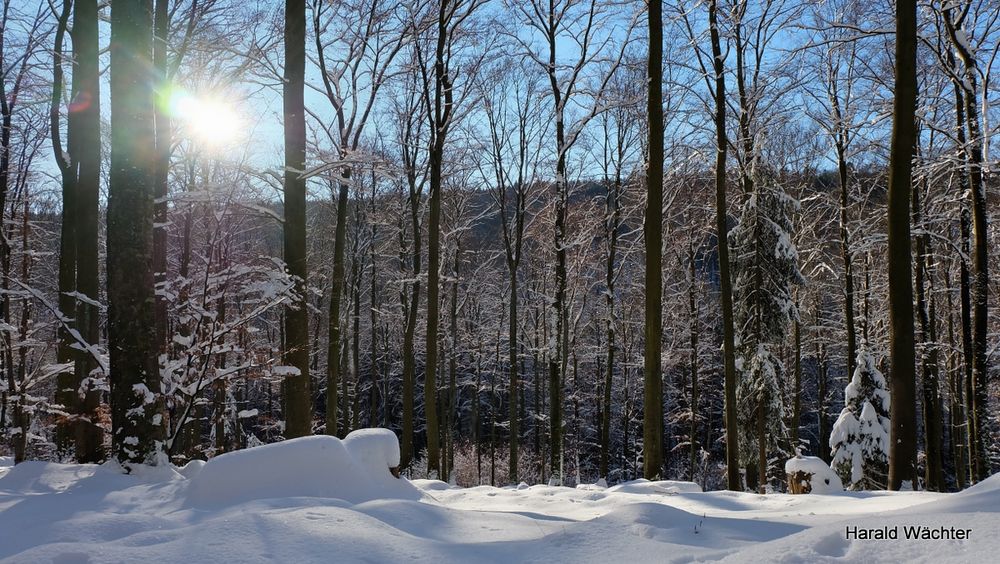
<box><xmin>186</xmin><ymin>429</ymin><xmax>421</xmax><ymax>507</ymax></box>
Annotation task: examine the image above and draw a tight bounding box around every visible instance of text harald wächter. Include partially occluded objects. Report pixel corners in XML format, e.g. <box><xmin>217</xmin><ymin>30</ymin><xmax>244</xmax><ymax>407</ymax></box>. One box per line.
<box><xmin>846</xmin><ymin>525</ymin><xmax>972</xmax><ymax>540</ymax></box>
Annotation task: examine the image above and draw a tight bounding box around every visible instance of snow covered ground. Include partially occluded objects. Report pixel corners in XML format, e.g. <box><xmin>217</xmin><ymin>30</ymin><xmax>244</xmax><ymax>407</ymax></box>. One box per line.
<box><xmin>0</xmin><ymin>436</ymin><xmax>996</xmax><ymax>563</ymax></box>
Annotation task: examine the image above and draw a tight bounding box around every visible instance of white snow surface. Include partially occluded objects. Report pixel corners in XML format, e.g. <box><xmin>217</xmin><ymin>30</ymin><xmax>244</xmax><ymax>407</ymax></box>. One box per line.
<box><xmin>1</xmin><ymin>433</ymin><xmax>998</xmax><ymax>563</ymax></box>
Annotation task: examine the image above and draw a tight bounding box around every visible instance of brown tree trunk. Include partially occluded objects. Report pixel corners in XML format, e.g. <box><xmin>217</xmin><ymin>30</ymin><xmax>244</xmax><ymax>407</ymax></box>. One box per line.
<box><xmin>281</xmin><ymin>0</ymin><xmax>312</xmax><ymax>438</ymax></box>
<box><xmin>107</xmin><ymin>0</ymin><xmax>165</xmax><ymax>464</ymax></box>
<box><xmin>642</xmin><ymin>0</ymin><xmax>664</xmax><ymax>481</ymax></box>
<box><xmin>913</xmin><ymin>175</ymin><xmax>942</xmax><ymax>491</ymax></box>
<box><xmin>71</xmin><ymin>0</ymin><xmax>104</xmax><ymax>462</ymax></box>
<box><xmin>153</xmin><ymin>0</ymin><xmax>170</xmax><ymax>353</ymax></box>
<box><xmin>709</xmin><ymin>0</ymin><xmax>741</xmax><ymax>491</ymax></box>
<box><xmin>327</xmin><ymin>178</ymin><xmax>349</xmax><ymax>437</ymax></box>
<box><xmin>886</xmin><ymin>0</ymin><xmax>918</xmax><ymax>490</ymax></box>
<box><xmin>52</xmin><ymin>0</ymin><xmax>77</xmax><ymax>458</ymax></box>
<box><xmin>689</xmin><ymin>245</ymin><xmax>700</xmax><ymax>481</ymax></box>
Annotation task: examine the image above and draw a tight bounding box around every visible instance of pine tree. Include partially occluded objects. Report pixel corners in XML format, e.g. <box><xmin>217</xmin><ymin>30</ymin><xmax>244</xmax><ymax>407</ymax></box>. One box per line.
<box><xmin>829</xmin><ymin>346</ymin><xmax>890</xmax><ymax>490</ymax></box>
<box><xmin>730</xmin><ymin>180</ymin><xmax>801</xmax><ymax>491</ymax></box>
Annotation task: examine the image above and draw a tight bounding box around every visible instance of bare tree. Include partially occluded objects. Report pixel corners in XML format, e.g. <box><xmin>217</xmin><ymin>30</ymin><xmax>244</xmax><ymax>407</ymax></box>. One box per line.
<box><xmin>107</xmin><ymin>0</ymin><xmax>165</xmax><ymax>464</ymax></box>
<box><xmin>886</xmin><ymin>0</ymin><xmax>918</xmax><ymax>491</ymax></box>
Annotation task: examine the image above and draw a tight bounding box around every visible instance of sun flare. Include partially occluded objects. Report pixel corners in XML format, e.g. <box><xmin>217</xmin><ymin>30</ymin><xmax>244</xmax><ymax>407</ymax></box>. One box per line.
<box><xmin>165</xmin><ymin>88</ymin><xmax>242</xmax><ymax>148</ymax></box>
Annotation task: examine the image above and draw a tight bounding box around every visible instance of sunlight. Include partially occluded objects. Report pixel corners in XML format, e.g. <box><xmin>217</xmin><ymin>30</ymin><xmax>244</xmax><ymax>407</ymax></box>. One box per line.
<box><xmin>164</xmin><ymin>87</ymin><xmax>243</xmax><ymax>148</ymax></box>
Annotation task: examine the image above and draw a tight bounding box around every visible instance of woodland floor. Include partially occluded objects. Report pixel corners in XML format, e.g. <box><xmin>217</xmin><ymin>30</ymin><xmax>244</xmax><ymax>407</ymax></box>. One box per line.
<box><xmin>0</xmin><ymin>445</ymin><xmax>995</xmax><ymax>563</ymax></box>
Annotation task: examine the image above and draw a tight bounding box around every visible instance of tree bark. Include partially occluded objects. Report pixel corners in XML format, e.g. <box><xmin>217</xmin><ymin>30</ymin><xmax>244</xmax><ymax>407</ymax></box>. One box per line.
<box><xmin>71</xmin><ymin>0</ymin><xmax>104</xmax><ymax>462</ymax></box>
<box><xmin>282</xmin><ymin>0</ymin><xmax>312</xmax><ymax>438</ymax></box>
<box><xmin>709</xmin><ymin>0</ymin><xmax>741</xmax><ymax>491</ymax></box>
<box><xmin>52</xmin><ymin>0</ymin><xmax>77</xmax><ymax>459</ymax></box>
<box><xmin>327</xmin><ymin>178</ymin><xmax>349</xmax><ymax>437</ymax></box>
<box><xmin>642</xmin><ymin>0</ymin><xmax>664</xmax><ymax>481</ymax></box>
<box><xmin>886</xmin><ymin>0</ymin><xmax>918</xmax><ymax>491</ymax></box>
<box><xmin>108</xmin><ymin>0</ymin><xmax>164</xmax><ymax>464</ymax></box>
<box><xmin>913</xmin><ymin>174</ymin><xmax>942</xmax><ymax>491</ymax></box>
<box><xmin>943</xmin><ymin>11</ymin><xmax>990</xmax><ymax>483</ymax></box>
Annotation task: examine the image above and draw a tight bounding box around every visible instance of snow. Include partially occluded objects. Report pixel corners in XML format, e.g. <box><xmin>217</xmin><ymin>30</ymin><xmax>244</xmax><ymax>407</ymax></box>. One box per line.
<box><xmin>186</xmin><ymin>432</ymin><xmax>421</xmax><ymax>507</ymax></box>
<box><xmin>785</xmin><ymin>455</ymin><xmax>844</xmax><ymax>494</ymax></box>
<box><xmin>2</xmin><ymin>434</ymin><xmax>999</xmax><ymax>563</ymax></box>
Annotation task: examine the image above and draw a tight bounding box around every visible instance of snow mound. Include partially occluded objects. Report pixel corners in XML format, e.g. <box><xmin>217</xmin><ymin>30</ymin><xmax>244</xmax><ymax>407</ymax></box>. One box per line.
<box><xmin>608</xmin><ymin>479</ymin><xmax>703</xmax><ymax>495</ymax></box>
<box><xmin>177</xmin><ymin>459</ymin><xmax>205</xmax><ymax>479</ymax></box>
<box><xmin>343</xmin><ymin>428</ymin><xmax>400</xmax><ymax>479</ymax></box>
<box><xmin>411</xmin><ymin>479</ymin><xmax>457</xmax><ymax>491</ymax></box>
<box><xmin>185</xmin><ymin>430</ymin><xmax>422</xmax><ymax>507</ymax></box>
<box><xmin>785</xmin><ymin>455</ymin><xmax>844</xmax><ymax>493</ymax></box>
<box><xmin>0</xmin><ymin>461</ymin><xmax>103</xmax><ymax>494</ymax></box>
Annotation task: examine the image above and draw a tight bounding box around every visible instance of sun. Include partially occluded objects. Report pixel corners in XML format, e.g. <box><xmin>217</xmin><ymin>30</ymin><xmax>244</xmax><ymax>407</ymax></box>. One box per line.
<box><xmin>164</xmin><ymin>87</ymin><xmax>242</xmax><ymax>148</ymax></box>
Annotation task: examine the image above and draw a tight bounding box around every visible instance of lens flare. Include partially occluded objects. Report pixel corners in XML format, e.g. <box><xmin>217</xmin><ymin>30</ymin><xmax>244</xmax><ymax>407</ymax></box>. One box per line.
<box><xmin>163</xmin><ymin>87</ymin><xmax>242</xmax><ymax>148</ymax></box>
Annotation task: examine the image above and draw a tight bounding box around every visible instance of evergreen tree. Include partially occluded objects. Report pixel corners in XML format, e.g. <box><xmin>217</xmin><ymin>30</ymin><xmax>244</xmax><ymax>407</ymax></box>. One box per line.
<box><xmin>730</xmin><ymin>180</ymin><xmax>802</xmax><ymax>491</ymax></box>
<box><xmin>829</xmin><ymin>346</ymin><xmax>890</xmax><ymax>490</ymax></box>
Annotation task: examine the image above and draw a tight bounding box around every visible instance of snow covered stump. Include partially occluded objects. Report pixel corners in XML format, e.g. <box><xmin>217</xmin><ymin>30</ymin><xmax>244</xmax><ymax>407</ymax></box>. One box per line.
<box><xmin>342</xmin><ymin>428</ymin><xmax>402</xmax><ymax>479</ymax></box>
<box><xmin>185</xmin><ymin>428</ymin><xmax>420</xmax><ymax>507</ymax></box>
<box><xmin>785</xmin><ymin>454</ymin><xmax>844</xmax><ymax>494</ymax></box>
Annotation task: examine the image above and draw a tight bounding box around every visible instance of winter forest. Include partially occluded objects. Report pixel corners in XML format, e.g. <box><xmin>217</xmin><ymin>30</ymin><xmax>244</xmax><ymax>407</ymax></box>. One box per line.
<box><xmin>1</xmin><ymin>0</ymin><xmax>999</xmax><ymax>515</ymax></box>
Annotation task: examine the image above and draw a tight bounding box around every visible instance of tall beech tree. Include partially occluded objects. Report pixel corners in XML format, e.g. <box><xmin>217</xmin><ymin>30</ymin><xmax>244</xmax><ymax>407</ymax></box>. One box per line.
<box><xmin>886</xmin><ymin>0</ymin><xmax>918</xmax><ymax>491</ymax></box>
<box><xmin>709</xmin><ymin>0</ymin><xmax>741</xmax><ymax>491</ymax></box>
<box><xmin>282</xmin><ymin>0</ymin><xmax>312</xmax><ymax>438</ymax></box>
<box><xmin>643</xmin><ymin>0</ymin><xmax>664</xmax><ymax>480</ymax></box>
<box><xmin>53</xmin><ymin>0</ymin><xmax>103</xmax><ymax>463</ymax></box>
<box><xmin>107</xmin><ymin>0</ymin><xmax>164</xmax><ymax>464</ymax></box>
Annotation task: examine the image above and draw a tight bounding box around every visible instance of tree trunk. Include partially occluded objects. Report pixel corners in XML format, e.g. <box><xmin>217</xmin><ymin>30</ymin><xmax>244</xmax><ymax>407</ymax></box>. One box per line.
<box><xmin>835</xmin><ymin>123</ymin><xmax>857</xmax><ymax>376</ymax></box>
<box><xmin>792</xmin><ymin>319</ymin><xmax>801</xmax><ymax>450</ymax></box>
<box><xmin>281</xmin><ymin>0</ymin><xmax>312</xmax><ymax>438</ymax></box>
<box><xmin>642</xmin><ymin>0</ymin><xmax>664</xmax><ymax>481</ymax></box>
<box><xmin>52</xmin><ymin>0</ymin><xmax>77</xmax><ymax>459</ymax></box>
<box><xmin>72</xmin><ymin>0</ymin><xmax>104</xmax><ymax>463</ymax></box>
<box><xmin>400</xmin><ymin>200</ymin><xmax>420</xmax><ymax>468</ymax></box>
<box><xmin>425</xmin><ymin>142</ymin><xmax>443</xmax><ymax>476</ymax></box>
<box><xmin>913</xmin><ymin>175</ymin><xmax>942</xmax><ymax>491</ymax></box>
<box><xmin>327</xmin><ymin>179</ymin><xmax>349</xmax><ymax>437</ymax></box>
<box><xmin>153</xmin><ymin>0</ymin><xmax>170</xmax><ymax>354</ymax></box>
<box><xmin>709</xmin><ymin>0</ymin><xmax>741</xmax><ymax>491</ymax></box>
<box><xmin>107</xmin><ymin>0</ymin><xmax>165</xmax><ymax>464</ymax></box>
<box><xmin>944</xmin><ymin>269</ymin><xmax>967</xmax><ymax>489</ymax></box>
<box><xmin>447</xmin><ymin>248</ymin><xmax>459</xmax><ymax>482</ymax></box>
<box><xmin>886</xmin><ymin>0</ymin><xmax>918</xmax><ymax>490</ymax></box>
<box><xmin>951</xmin><ymin>31</ymin><xmax>990</xmax><ymax>486</ymax></box>
<box><xmin>950</xmin><ymin>72</ymin><xmax>977</xmax><ymax>486</ymax></box>
<box><xmin>689</xmin><ymin>246</ymin><xmax>700</xmax><ymax>481</ymax></box>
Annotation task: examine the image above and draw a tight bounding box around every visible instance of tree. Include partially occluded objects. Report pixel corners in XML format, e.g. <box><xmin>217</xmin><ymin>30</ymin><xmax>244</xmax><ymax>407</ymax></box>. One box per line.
<box><xmin>281</xmin><ymin>0</ymin><xmax>312</xmax><ymax>438</ymax></box>
<box><xmin>53</xmin><ymin>0</ymin><xmax>103</xmax><ymax>463</ymax></box>
<box><xmin>940</xmin><ymin>1</ymin><xmax>991</xmax><ymax>485</ymax></box>
<box><xmin>107</xmin><ymin>0</ymin><xmax>164</xmax><ymax>464</ymax></box>
<box><xmin>310</xmin><ymin>0</ymin><xmax>407</xmax><ymax>438</ymax></box>
<box><xmin>507</xmin><ymin>0</ymin><xmax>637</xmax><ymax>485</ymax></box>
<box><xmin>708</xmin><ymin>0</ymin><xmax>741</xmax><ymax>491</ymax></box>
<box><xmin>886</xmin><ymin>0</ymin><xmax>918</xmax><ymax>491</ymax></box>
<box><xmin>476</xmin><ymin>59</ymin><xmax>545</xmax><ymax>483</ymax></box>
<box><xmin>643</xmin><ymin>0</ymin><xmax>664</xmax><ymax>481</ymax></box>
<box><xmin>730</xmin><ymin>179</ymin><xmax>800</xmax><ymax>492</ymax></box>
<box><xmin>829</xmin><ymin>346</ymin><xmax>890</xmax><ymax>489</ymax></box>
<box><xmin>415</xmin><ymin>0</ymin><xmax>486</xmax><ymax>477</ymax></box>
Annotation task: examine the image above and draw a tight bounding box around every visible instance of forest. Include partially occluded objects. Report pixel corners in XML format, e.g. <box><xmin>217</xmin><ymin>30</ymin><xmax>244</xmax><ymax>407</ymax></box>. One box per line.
<box><xmin>0</xmin><ymin>0</ymin><xmax>997</xmax><ymax>496</ymax></box>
